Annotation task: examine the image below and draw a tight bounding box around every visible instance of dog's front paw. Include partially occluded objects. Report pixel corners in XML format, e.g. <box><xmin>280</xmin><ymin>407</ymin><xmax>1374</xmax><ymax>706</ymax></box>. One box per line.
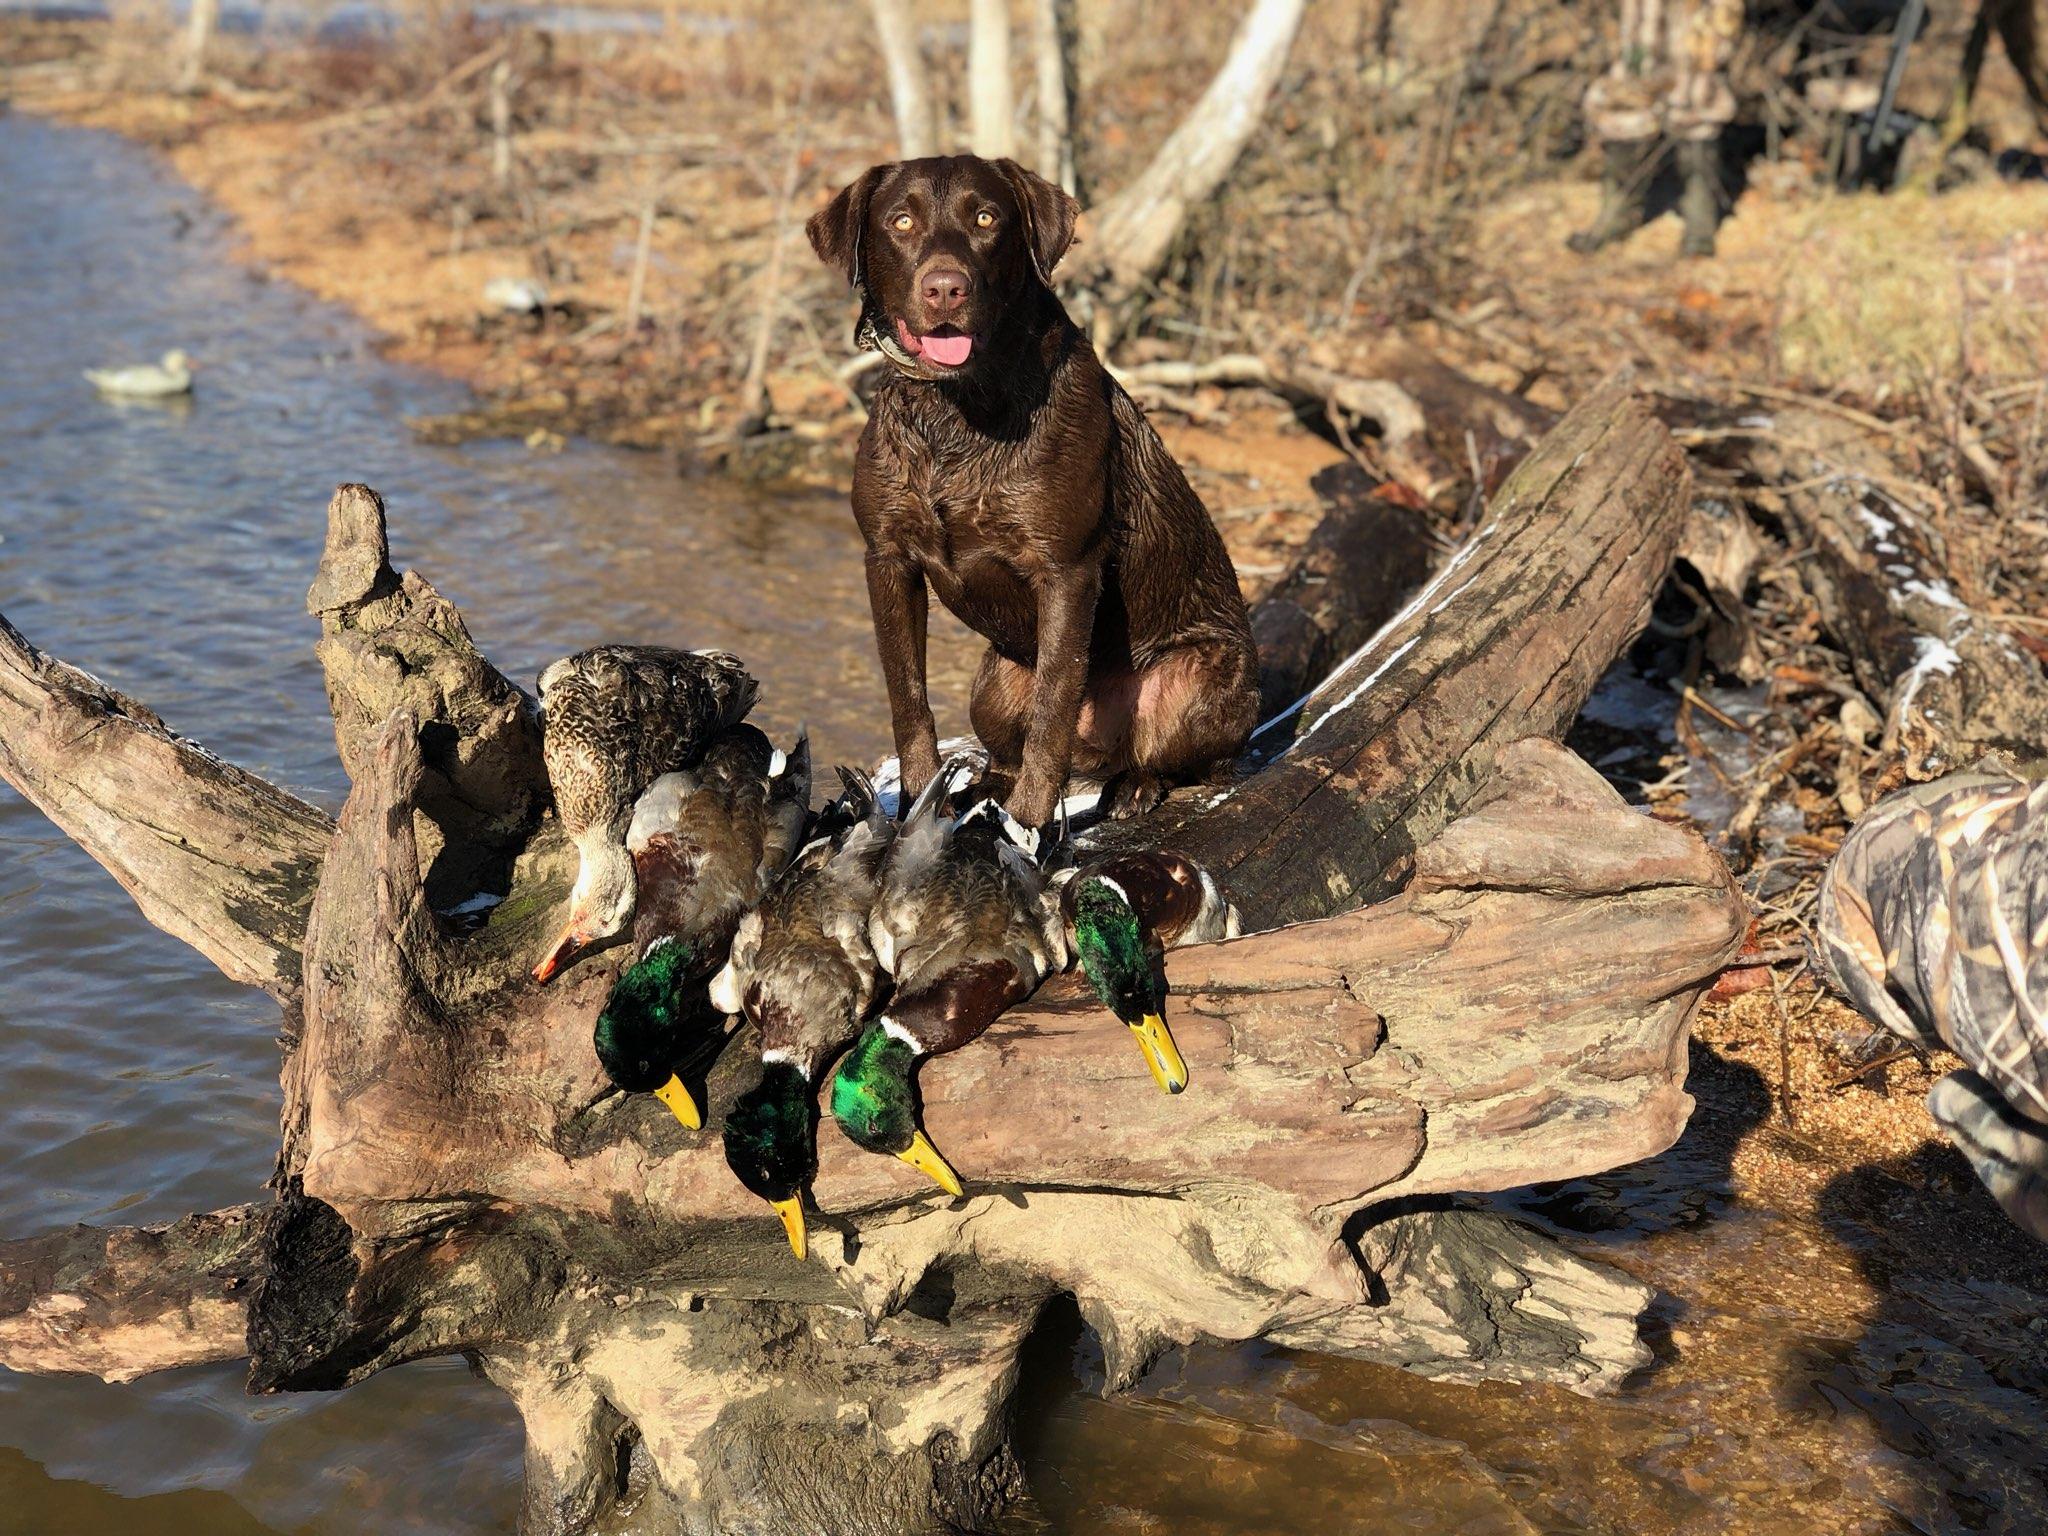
<box><xmin>897</xmin><ymin>742</ymin><xmax>943</xmax><ymax>802</ymax></box>
<box><xmin>1103</xmin><ymin>769</ymin><xmax>1166</xmax><ymax>821</ymax></box>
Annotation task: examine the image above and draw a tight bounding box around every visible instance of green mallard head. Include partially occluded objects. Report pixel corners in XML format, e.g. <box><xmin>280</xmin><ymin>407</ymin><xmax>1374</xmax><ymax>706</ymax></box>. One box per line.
<box><xmin>829</xmin><ymin>1023</ymin><xmax>964</xmax><ymax>1197</ymax></box>
<box><xmin>722</xmin><ymin>1061</ymin><xmax>816</xmax><ymax>1258</ymax></box>
<box><xmin>593</xmin><ymin>938</ymin><xmax>702</xmax><ymax>1129</ymax></box>
<box><xmin>1071</xmin><ymin>876</ymin><xmax>1188</xmax><ymax>1094</ymax></box>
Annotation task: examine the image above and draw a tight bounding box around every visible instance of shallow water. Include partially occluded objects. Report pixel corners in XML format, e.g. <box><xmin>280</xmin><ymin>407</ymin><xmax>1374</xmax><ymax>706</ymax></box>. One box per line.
<box><xmin>3</xmin><ymin>113</ymin><xmax>2044</xmax><ymax>1536</ymax></box>
<box><xmin>0</xmin><ymin>109</ymin><xmax>924</xmax><ymax>1533</ymax></box>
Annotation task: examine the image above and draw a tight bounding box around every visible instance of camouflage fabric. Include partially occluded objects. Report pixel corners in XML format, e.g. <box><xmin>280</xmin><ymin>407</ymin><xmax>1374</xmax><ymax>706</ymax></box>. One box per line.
<box><xmin>1818</xmin><ymin>773</ymin><xmax>2048</xmax><ymax>1242</ymax></box>
<box><xmin>1583</xmin><ymin>0</ymin><xmax>1746</xmax><ymax>143</ymax></box>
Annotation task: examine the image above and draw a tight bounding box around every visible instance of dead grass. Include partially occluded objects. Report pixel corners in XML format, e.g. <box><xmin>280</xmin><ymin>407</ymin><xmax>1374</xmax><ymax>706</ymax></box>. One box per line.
<box><xmin>1777</xmin><ymin>182</ymin><xmax>2048</xmax><ymax>394</ymax></box>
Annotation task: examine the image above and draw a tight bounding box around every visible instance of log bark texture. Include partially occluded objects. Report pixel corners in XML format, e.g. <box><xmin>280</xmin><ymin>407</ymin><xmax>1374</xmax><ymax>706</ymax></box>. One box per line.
<box><xmin>0</xmin><ymin>381</ymin><xmax>1733</xmax><ymax>1535</ymax></box>
<box><xmin>0</xmin><ymin>614</ymin><xmax>331</xmax><ymax>998</ymax></box>
<box><xmin>1148</xmin><ymin>374</ymin><xmax>1692</xmax><ymax>931</ymax></box>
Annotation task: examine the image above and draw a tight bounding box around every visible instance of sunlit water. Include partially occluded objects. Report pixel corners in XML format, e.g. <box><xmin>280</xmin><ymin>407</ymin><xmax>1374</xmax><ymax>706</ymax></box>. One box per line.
<box><xmin>3</xmin><ymin>114</ymin><xmax>2044</xmax><ymax>1536</ymax></box>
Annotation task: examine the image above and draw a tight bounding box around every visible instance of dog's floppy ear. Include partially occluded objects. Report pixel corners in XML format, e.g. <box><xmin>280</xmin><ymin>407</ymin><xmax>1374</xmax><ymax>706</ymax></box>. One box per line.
<box><xmin>806</xmin><ymin>165</ymin><xmax>890</xmax><ymax>289</ymax></box>
<box><xmin>993</xmin><ymin>159</ymin><xmax>1079</xmax><ymax>287</ymax></box>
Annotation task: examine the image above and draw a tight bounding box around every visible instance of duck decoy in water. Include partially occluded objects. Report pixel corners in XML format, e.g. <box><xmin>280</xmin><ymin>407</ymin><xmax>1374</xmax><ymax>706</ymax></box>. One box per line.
<box><xmin>710</xmin><ymin>770</ymin><xmax>894</xmax><ymax>1258</ymax></box>
<box><xmin>534</xmin><ymin>645</ymin><xmax>758</xmax><ymax>982</ymax></box>
<box><xmin>829</xmin><ymin>757</ymin><xmax>1068</xmax><ymax>1197</ymax></box>
<box><xmin>482</xmin><ymin>276</ymin><xmax>549</xmax><ymax>315</ymax></box>
<box><xmin>84</xmin><ymin>349</ymin><xmax>193</xmax><ymax>398</ymax></box>
<box><xmin>593</xmin><ymin>725</ymin><xmax>810</xmax><ymax>1129</ymax></box>
<box><xmin>1054</xmin><ymin>849</ymin><xmax>1239</xmax><ymax>1095</ymax></box>
<box><xmin>1819</xmin><ymin>771</ymin><xmax>2048</xmax><ymax>1242</ymax></box>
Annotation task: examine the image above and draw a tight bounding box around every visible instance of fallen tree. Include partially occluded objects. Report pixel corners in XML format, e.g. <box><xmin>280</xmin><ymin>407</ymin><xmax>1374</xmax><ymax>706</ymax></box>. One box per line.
<box><xmin>1145</xmin><ymin>374</ymin><xmax>1691</xmax><ymax>929</ymax></box>
<box><xmin>0</xmin><ymin>379</ymin><xmax>1739</xmax><ymax>1535</ymax></box>
<box><xmin>1738</xmin><ymin>408</ymin><xmax>2048</xmax><ymax>784</ymax></box>
<box><xmin>1117</xmin><ymin>336</ymin><xmax>1556</xmax><ymax>506</ymax></box>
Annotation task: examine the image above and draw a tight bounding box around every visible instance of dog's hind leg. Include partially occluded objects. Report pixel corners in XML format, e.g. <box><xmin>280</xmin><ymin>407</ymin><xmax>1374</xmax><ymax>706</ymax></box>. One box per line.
<box><xmin>1111</xmin><ymin>641</ymin><xmax>1259</xmax><ymax>819</ymax></box>
<box><xmin>968</xmin><ymin>648</ymin><xmax>1034</xmax><ymax>775</ymax></box>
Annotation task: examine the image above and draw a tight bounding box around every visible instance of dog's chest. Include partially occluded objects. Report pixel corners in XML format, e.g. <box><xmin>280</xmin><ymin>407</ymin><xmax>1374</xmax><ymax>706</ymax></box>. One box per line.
<box><xmin>897</xmin><ymin>435</ymin><xmax>1036</xmax><ymax>570</ymax></box>
<box><xmin>896</xmin><ymin>448</ymin><xmax>1044</xmax><ymax>644</ymax></box>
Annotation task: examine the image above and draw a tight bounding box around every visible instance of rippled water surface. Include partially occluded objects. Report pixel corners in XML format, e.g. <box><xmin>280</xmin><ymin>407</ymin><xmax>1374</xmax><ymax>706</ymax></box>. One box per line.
<box><xmin>0</xmin><ymin>109</ymin><xmax>921</xmax><ymax>1534</ymax></box>
<box><xmin>3</xmin><ymin>113</ymin><xmax>2044</xmax><ymax>1536</ymax></box>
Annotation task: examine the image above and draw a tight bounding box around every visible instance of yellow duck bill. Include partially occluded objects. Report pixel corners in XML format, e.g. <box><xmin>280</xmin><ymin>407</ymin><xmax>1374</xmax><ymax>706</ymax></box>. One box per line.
<box><xmin>1129</xmin><ymin>1014</ymin><xmax>1189</xmax><ymax>1095</ymax></box>
<box><xmin>652</xmin><ymin>1074</ymin><xmax>703</xmax><ymax>1131</ymax></box>
<box><xmin>771</xmin><ymin>1196</ymin><xmax>807</xmax><ymax>1260</ymax></box>
<box><xmin>896</xmin><ymin>1129</ymin><xmax>965</xmax><ymax>1198</ymax></box>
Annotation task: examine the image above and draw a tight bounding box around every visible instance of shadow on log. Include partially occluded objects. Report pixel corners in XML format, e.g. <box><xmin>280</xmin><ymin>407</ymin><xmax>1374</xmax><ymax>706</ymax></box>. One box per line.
<box><xmin>0</xmin><ymin>377</ymin><xmax>1741</xmax><ymax>1535</ymax></box>
<box><xmin>1248</xmin><ymin>462</ymin><xmax>1436</xmax><ymax>723</ymax></box>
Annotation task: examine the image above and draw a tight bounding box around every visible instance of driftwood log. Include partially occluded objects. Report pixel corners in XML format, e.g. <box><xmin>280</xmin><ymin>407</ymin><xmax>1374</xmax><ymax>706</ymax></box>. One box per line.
<box><xmin>1143</xmin><ymin>374</ymin><xmax>1693</xmax><ymax>929</ymax></box>
<box><xmin>0</xmin><ymin>380</ymin><xmax>1740</xmax><ymax>1535</ymax></box>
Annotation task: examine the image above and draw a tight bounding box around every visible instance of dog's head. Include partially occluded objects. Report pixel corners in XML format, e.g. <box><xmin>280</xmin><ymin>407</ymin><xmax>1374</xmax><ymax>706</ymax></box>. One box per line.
<box><xmin>807</xmin><ymin>155</ymin><xmax>1079</xmax><ymax>378</ymax></box>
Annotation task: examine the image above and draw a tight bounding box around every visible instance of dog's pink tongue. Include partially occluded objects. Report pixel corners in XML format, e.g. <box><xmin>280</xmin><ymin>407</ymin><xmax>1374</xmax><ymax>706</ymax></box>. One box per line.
<box><xmin>922</xmin><ymin>332</ymin><xmax>973</xmax><ymax>367</ymax></box>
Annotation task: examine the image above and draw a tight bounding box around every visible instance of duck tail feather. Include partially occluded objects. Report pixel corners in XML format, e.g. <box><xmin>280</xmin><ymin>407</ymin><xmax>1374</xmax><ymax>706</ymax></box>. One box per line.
<box><xmin>901</xmin><ymin>753</ymin><xmax>977</xmax><ymax>829</ymax></box>
<box><xmin>834</xmin><ymin>764</ymin><xmax>879</xmax><ymax>822</ymax></box>
<box><xmin>773</xmin><ymin>727</ymin><xmax>812</xmax><ymax>795</ymax></box>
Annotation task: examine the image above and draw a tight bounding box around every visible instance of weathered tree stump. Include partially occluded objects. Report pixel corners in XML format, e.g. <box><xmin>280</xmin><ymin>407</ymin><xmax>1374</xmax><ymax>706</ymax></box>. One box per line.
<box><xmin>0</xmin><ymin>379</ymin><xmax>1740</xmax><ymax>1536</ymax></box>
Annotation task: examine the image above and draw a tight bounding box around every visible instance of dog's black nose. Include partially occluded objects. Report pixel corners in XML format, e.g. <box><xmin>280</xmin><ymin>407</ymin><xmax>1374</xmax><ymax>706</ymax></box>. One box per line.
<box><xmin>921</xmin><ymin>268</ymin><xmax>971</xmax><ymax>313</ymax></box>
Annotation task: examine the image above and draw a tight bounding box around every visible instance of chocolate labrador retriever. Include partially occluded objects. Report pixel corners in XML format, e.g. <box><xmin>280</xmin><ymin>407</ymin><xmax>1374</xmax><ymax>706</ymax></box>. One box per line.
<box><xmin>807</xmin><ymin>155</ymin><xmax>1259</xmax><ymax>826</ymax></box>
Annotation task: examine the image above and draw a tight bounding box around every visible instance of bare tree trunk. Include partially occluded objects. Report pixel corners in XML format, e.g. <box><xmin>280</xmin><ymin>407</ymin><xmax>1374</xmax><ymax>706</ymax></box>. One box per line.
<box><xmin>177</xmin><ymin>0</ymin><xmax>218</xmax><ymax>94</ymax></box>
<box><xmin>1032</xmin><ymin>0</ymin><xmax>1078</xmax><ymax>192</ymax></box>
<box><xmin>871</xmin><ymin>0</ymin><xmax>940</xmax><ymax>159</ymax></box>
<box><xmin>1084</xmin><ymin>0</ymin><xmax>1308</xmax><ymax>310</ymax></box>
<box><xmin>488</xmin><ymin>59</ymin><xmax>516</xmax><ymax>193</ymax></box>
<box><xmin>969</xmin><ymin>0</ymin><xmax>1017</xmax><ymax>159</ymax></box>
<box><xmin>736</xmin><ymin>78</ymin><xmax>815</xmax><ymax>435</ymax></box>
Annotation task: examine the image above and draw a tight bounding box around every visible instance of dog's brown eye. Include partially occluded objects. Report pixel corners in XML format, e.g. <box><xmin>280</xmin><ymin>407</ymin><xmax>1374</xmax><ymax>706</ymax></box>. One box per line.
<box><xmin>976</xmin><ymin>210</ymin><xmax>996</xmax><ymax>229</ymax></box>
<box><xmin>891</xmin><ymin>213</ymin><xmax>914</xmax><ymax>233</ymax></box>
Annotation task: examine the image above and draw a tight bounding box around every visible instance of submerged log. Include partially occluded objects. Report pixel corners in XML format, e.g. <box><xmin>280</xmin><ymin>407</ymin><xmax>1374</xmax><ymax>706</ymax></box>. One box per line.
<box><xmin>0</xmin><ymin>377</ymin><xmax>1737</xmax><ymax>1535</ymax></box>
<box><xmin>0</xmin><ymin>1205</ymin><xmax>261</xmax><ymax>1383</ymax></box>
